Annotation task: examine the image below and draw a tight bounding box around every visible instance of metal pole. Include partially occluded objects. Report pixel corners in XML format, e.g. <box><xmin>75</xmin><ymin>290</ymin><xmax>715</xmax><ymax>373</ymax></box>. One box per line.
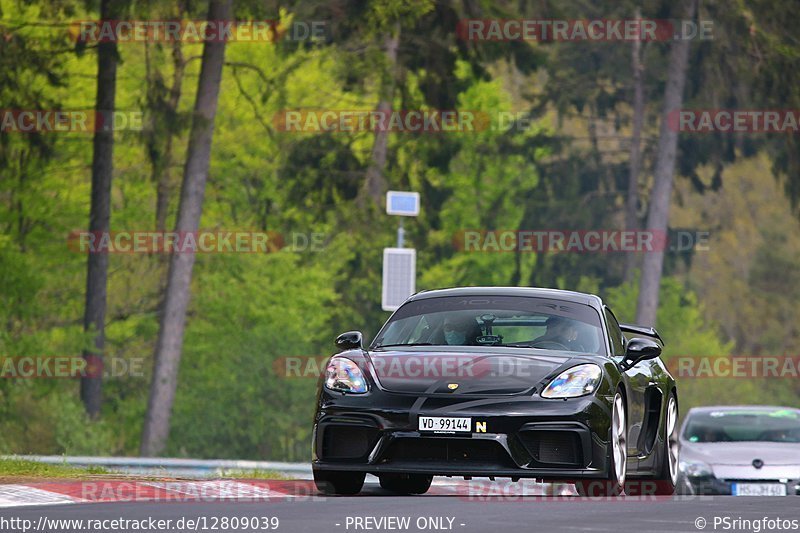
<box><xmin>397</xmin><ymin>218</ymin><xmax>405</xmax><ymax>248</ymax></box>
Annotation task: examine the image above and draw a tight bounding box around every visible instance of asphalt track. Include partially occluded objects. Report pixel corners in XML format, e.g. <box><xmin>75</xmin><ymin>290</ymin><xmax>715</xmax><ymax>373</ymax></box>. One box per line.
<box><xmin>2</xmin><ymin>481</ymin><xmax>799</xmax><ymax>533</ymax></box>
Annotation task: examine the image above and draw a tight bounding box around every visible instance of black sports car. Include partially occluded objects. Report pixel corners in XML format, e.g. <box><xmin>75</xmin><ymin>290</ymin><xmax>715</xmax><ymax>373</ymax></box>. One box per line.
<box><xmin>312</xmin><ymin>287</ymin><xmax>678</xmax><ymax>496</ymax></box>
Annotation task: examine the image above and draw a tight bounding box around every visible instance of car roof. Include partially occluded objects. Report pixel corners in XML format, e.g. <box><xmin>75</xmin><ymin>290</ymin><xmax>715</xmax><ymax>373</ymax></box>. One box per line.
<box><xmin>408</xmin><ymin>286</ymin><xmax>603</xmax><ymax>307</ymax></box>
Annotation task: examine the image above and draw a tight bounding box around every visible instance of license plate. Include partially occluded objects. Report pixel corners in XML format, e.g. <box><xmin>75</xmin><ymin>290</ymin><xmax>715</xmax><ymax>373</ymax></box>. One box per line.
<box><xmin>418</xmin><ymin>416</ymin><xmax>471</xmax><ymax>433</ymax></box>
<box><xmin>732</xmin><ymin>483</ymin><xmax>787</xmax><ymax>496</ymax></box>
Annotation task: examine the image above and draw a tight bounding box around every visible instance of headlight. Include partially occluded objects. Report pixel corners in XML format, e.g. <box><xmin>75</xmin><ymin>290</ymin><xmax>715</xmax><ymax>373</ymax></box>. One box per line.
<box><xmin>679</xmin><ymin>460</ymin><xmax>713</xmax><ymax>477</ymax></box>
<box><xmin>541</xmin><ymin>364</ymin><xmax>602</xmax><ymax>398</ymax></box>
<box><xmin>325</xmin><ymin>357</ymin><xmax>368</xmax><ymax>394</ymax></box>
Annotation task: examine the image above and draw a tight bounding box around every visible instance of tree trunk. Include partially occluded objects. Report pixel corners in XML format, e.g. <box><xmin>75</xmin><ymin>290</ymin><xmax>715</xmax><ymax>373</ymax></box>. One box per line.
<box><xmin>140</xmin><ymin>0</ymin><xmax>232</xmax><ymax>456</ymax></box>
<box><xmin>635</xmin><ymin>0</ymin><xmax>698</xmax><ymax>326</ymax></box>
<box><xmin>80</xmin><ymin>0</ymin><xmax>120</xmax><ymax>418</ymax></box>
<box><xmin>361</xmin><ymin>22</ymin><xmax>400</xmax><ymax>208</ymax></box>
<box><xmin>623</xmin><ymin>9</ymin><xmax>645</xmax><ymax>283</ymax></box>
<box><xmin>154</xmin><ymin>31</ymin><xmax>186</xmax><ymax>232</ymax></box>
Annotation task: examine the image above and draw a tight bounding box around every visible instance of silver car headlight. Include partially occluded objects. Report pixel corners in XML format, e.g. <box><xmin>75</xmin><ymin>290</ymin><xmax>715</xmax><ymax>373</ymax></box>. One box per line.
<box><xmin>679</xmin><ymin>460</ymin><xmax>713</xmax><ymax>477</ymax></box>
<box><xmin>541</xmin><ymin>364</ymin><xmax>602</xmax><ymax>399</ymax></box>
<box><xmin>325</xmin><ymin>357</ymin><xmax>368</xmax><ymax>394</ymax></box>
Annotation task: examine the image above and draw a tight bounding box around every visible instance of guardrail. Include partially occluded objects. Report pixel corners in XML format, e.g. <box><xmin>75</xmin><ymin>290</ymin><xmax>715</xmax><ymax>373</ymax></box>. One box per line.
<box><xmin>4</xmin><ymin>455</ymin><xmax>313</xmax><ymax>479</ymax></box>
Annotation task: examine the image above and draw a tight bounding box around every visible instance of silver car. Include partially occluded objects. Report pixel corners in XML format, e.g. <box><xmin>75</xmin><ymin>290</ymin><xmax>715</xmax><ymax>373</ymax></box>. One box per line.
<box><xmin>678</xmin><ymin>406</ymin><xmax>800</xmax><ymax>496</ymax></box>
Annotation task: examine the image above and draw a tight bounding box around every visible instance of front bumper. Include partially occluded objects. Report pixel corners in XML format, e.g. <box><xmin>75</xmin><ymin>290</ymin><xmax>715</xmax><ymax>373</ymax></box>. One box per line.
<box><xmin>679</xmin><ymin>475</ymin><xmax>800</xmax><ymax>496</ymax></box>
<box><xmin>312</xmin><ymin>390</ymin><xmax>613</xmax><ymax>481</ymax></box>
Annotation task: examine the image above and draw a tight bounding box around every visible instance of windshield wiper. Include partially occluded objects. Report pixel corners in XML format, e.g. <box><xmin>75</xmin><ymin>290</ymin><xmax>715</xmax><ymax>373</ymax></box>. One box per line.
<box><xmin>372</xmin><ymin>342</ymin><xmax>434</xmax><ymax>349</ymax></box>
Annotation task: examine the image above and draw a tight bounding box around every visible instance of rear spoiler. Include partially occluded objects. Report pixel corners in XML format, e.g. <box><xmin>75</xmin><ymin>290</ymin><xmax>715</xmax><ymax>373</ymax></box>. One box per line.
<box><xmin>620</xmin><ymin>323</ymin><xmax>665</xmax><ymax>346</ymax></box>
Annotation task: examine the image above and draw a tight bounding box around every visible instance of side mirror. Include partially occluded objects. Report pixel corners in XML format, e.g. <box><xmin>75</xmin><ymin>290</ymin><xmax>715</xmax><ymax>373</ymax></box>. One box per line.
<box><xmin>335</xmin><ymin>331</ymin><xmax>363</xmax><ymax>351</ymax></box>
<box><xmin>621</xmin><ymin>337</ymin><xmax>662</xmax><ymax>369</ymax></box>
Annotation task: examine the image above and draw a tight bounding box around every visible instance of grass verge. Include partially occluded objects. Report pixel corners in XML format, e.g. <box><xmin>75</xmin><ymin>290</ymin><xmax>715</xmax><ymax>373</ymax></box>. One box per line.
<box><xmin>0</xmin><ymin>458</ymin><xmax>290</xmax><ymax>482</ymax></box>
<box><xmin>214</xmin><ymin>469</ymin><xmax>289</xmax><ymax>480</ymax></box>
<box><xmin>0</xmin><ymin>457</ymin><xmax>109</xmax><ymax>481</ymax></box>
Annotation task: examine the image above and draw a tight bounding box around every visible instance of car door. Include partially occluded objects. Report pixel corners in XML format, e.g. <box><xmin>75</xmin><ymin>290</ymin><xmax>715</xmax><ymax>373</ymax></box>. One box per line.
<box><xmin>604</xmin><ymin>306</ymin><xmax>648</xmax><ymax>459</ymax></box>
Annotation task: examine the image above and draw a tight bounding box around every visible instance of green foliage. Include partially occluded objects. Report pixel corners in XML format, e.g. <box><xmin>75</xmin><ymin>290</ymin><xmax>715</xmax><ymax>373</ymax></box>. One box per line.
<box><xmin>605</xmin><ymin>277</ymin><xmax>796</xmax><ymax>418</ymax></box>
<box><xmin>0</xmin><ymin>385</ymin><xmax>115</xmax><ymax>455</ymax></box>
<box><xmin>605</xmin><ymin>277</ymin><xmax>732</xmax><ymax>358</ymax></box>
<box><xmin>167</xmin><ymin>253</ymin><xmax>336</xmax><ymax>460</ymax></box>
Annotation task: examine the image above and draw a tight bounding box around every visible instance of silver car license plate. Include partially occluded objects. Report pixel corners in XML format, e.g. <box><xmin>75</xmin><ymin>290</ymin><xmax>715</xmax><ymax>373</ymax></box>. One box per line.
<box><xmin>732</xmin><ymin>483</ymin><xmax>787</xmax><ymax>496</ymax></box>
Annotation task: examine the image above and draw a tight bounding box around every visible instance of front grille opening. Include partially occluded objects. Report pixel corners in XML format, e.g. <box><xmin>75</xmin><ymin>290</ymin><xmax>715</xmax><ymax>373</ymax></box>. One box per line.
<box><xmin>381</xmin><ymin>438</ymin><xmax>513</xmax><ymax>466</ymax></box>
<box><xmin>322</xmin><ymin>426</ymin><xmax>378</xmax><ymax>460</ymax></box>
<box><xmin>518</xmin><ymin>431</ymin><xmax>582</xmax><ymax>467</ymax></box>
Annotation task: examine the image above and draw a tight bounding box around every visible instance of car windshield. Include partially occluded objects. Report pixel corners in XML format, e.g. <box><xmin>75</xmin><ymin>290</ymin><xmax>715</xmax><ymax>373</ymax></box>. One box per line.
<box><xmin>372</xmin><ymin>295</ymin><xmax>606</xmax><ymax>355</ymax></box>
<box><xmin>683</xmin><ymin>409</ymin><xmax>800</xmax><ymax>443</ymax></box>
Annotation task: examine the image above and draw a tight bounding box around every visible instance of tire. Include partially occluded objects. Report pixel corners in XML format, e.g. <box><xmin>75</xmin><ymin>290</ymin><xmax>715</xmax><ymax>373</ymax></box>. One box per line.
<box><xmin>379</xmin><ymin>473</ymin><xmax>433</xmax><ymax>495</ymax></box>
<box><xmin>575</xmin><ymin>390</ymin><xmax>627</xmax><ymax>497</ymax></box>
<box><xmin>313</xmin><ymin>470</ymin><xmax>366</xmax><ymax>495</ymax></box>
<box><xmin>650</xmin><ymin>393</ymin><xmax>678</xmax><ymax>496</ymax></box>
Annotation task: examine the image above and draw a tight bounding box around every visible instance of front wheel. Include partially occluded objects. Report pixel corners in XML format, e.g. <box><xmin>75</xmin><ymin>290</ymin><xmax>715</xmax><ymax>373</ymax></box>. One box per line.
<box><xmin>575</xmin><ymin>391</ymin><xmax>627</xmax><ymax>497</ymax></box>
<box><xmin>379</xmin><ymin>473</ymin><xmax>433</xmax><ymax>495</ymax></box>
<box><xmin>313</xmin><ymin>470</ymin><xmax>365</xmax><ymax>495</ymax></box>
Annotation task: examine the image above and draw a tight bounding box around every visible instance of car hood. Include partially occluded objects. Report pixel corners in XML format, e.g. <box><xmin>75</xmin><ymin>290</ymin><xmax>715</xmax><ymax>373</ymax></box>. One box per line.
<box><xmin>681</xmin><ymin>441</ymin><xmax>800</xmax><ymax>479</ymax></box>
<box><xmin>681</xmin><ymin>441</ymin><xmax>800</xmax><ymax>466</ymax></box>
<box><xmin>365</xmin><ymin>348</ymin><xmax>578</xmax><ymax>396</ymax></box>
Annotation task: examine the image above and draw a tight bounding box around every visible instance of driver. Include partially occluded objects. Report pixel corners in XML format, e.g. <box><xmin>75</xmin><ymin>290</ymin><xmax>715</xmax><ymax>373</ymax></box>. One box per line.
<box><xmin>533</xmin><ymin>316</ymin><xmax>578</xmax><ymax>347</ymax></box>
<box><xmin>442</xmin><ymin>316</ymin><xmax>478</xmax><ymax>345</ymax></box>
